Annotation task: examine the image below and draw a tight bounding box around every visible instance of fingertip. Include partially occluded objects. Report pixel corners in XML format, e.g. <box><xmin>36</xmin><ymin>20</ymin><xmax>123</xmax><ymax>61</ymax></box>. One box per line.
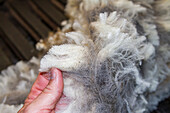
<box><xmin>51</xmin><ymin>68</ymin><xmax>62</xmax><ymax>79</ymax></box>
<box><xmin>50</xmin><ymin>68</ymin><xmax>64</xmax><ymax>92</ymax></box>
<box><xmin>24</xmin><ymin>72</ymin><xmax>50</xmax><ymax>105</ymax></box>
<box><xmin>26</xmin><ymin>68</ymin><xmax>64</xmax><ymax>112</ymax></box>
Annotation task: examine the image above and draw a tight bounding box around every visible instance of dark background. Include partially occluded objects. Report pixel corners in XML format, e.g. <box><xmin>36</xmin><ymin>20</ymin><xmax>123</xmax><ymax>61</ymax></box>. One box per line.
<box><xmin>0</xmin><ymin>0</ymin><xmax>66</xmax><ymax>70</ymax></box>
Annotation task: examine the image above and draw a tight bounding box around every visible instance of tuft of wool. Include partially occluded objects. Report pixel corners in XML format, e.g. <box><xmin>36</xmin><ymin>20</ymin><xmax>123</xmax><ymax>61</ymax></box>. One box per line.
<box><xmin>40</xmin><ymin>10</ymin><xmax>154</xmax><ymax>113</ymax></box>
<box><xmin>40</xmin><ymin>0</ymin><xmax>170</xmax><ymax>113</ymax></box>
<box><xmin>0</xmin><ymin>57</ymin><xmax>39</xmax><ymax>112</ymax></box>
<box><xmin>40</xmin><ymin>44</ymin><xmax>90</xmax><ymax>72</ymax></box>
<box><xmin>0</xmin><ymin>104</ymin><xmax>23</xmax><ymax>113</ymax></box>
<box><xmin>154</xmin><ymin>0</ymin><xmax>170</xmax><ymax>31</ymax></box>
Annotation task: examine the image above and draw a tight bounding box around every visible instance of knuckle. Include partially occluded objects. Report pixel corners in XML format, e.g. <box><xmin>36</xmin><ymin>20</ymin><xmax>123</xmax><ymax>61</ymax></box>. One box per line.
<box><xmin>43</xmin><ymin>85</ymin><xmax>54</xmax><ymax>93</ymax></box>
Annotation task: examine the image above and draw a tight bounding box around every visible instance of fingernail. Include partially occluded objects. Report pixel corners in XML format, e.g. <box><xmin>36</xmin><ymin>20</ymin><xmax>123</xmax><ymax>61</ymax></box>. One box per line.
<box><xmin>51</xmin><ymin>68</ymin><xmax>62</xmax><ymax>81</ymax></box>
<box><xmin>39</xmin><ymin>72</ymin><xmax>51</xmax><ymax>80</ymax></box>
<box><xmin>51</xmin><ymin>68</ymin><xmax>63</xmax><ymax>91</ymax></box>
<box><xmin>51</xmin><ymin>68</ymin><xmax>57</xmax><ymax>79</ymax></box>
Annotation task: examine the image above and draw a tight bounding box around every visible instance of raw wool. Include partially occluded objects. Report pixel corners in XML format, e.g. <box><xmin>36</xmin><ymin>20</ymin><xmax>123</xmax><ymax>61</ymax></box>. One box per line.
<box><xmin>132</xmin><ymin>0</ymin><xmax>155</xmax><ymax>4</ymax></box>
<box><xmin>136</xmin><ymin>14</ymin><xmax>160</xmax><ymax>47</ymax></box>
<box><xmin>40</xmin><ymin>0</ymin><xmax>170</xmax><ymax>113</ymax></box>
<box><xmin>40</xmin><ymin>11</ymin><xmax>154</xmax><ymax>113</ymax></box>
<box><xmin>154</xmin><ymin>0</ymin><xmax>170</xmax><ymax>31</ymax></box>
<box><xmin>55</xmin><ymin>75</ymin><xmax>95</xmax><ymax>113</ymax></box>
<box><xmin>129</xmin><ymin>0</ymin><xmax>160</xmax><ymax>47</ymax></box>
<box><xmin>0</xmin><ymin>104</ymin><xmax>23</xmax><ymax>113</ymax></box>
<box><xmin>146</xmin><ymin>75</ymin><xmax>170</xmax><ymax>111</ymax></box>
<box><xmin>144</xmin><ymin>44</ymin><xmax>170</xmax><ymax>111</ymax></box>
<box><xmin>36</xmin><ymin>30</ymin><xmax>68</xmax><ymax>52</ymax></box>
<box><xmin>40</xmin><ymin>44</ymin><xmax>91</xmax><ymax>72</ymax></box>
<box><xmin>65</xmin><ymin>0</ymin><xmax>147</xmax><ymax>34</ymax></box>
<box><xmin>0</xmin><ymin>57</ymin><xmax>39</xmax><ymax>112</ymax></box>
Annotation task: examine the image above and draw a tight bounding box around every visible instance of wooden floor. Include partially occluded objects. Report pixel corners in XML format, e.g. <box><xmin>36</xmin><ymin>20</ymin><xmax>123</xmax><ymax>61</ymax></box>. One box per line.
<box><xmin>0</xmin><ymin>0</ymin><xmax>66</xmax><ymax>71</ymax></box>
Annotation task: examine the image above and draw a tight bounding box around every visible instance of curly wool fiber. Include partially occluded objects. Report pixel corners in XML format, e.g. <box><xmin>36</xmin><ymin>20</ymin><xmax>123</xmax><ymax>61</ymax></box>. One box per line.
<box><xmin>40</xmin><ymin>0</ymin><xmax>170</xmax><ymax>113</ymax></box>
<box><xmin>40</xmin><ymin>11</ymin><xmax>153</xmax><ymax>113</ymax></box>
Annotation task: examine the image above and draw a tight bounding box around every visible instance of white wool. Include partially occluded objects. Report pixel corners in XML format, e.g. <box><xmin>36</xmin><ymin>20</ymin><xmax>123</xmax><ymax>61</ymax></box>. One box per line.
<box><xmin>132</xmin><ymin>0</ymin><xmax>155</xmax><ymax>4</ymax></box>
<box><xmin>140</xmin><ymin>43</ymin><xmax>155</xmax><ymax>60</ymax></box>
<box><xmin>0</xmin><ymin>104</ymin><xmax>23</xmax><ymax>113</ymax></box>
<box><xmin>40</xmin><ymin>44</ymin><xmax>90</xmax><ymax>72</ymax></box>
<box><xmin>83</xmin><ymin>0</ymin><xmax>110</xmax><ymax>11</ymax></box>
<box><xmin>66</xmin><ymin>32</ymin><xmax>92</xmax><ymax>46</ymax></box>
<box><xmin>83</xmin><ymin>0</ymin><xmax>146</xmax><ymax>16</ymax></box>
<box><xmin>155</xmin><ymin>0</ymin><xmax>170</xmax><ymax>31</ymax></box>
<box><xmin>90</xmin><ymin>12</ymin><xmax>151</xmax><ymax>61</ymax></box>
<box><xmin>0</xmin><ymin>57</ymin><xmax>39</xmax><ymax>96</ymax></box>
<box><xmin>113</xmin><ymin>0</ymin><xmax>146</xmax><ymax>18</ymax></box>
<box><xmin>0</xmin><ymin>57</ymin><xmax>39</xmax><ymax>112</ymax></box>
<box><xmin>65</xmin><ymin>0</ymin><xmax>146</xmax><ymax>35</ymax></box>
<box><xmin>139</xmin><ymin>21</ymin><xmax>160</xmax><ymax>46</ymax></box>
<box><xmin>39</xmin><ymin>11</ymin><xmax>155</xmax><ymax>113</ymax></box>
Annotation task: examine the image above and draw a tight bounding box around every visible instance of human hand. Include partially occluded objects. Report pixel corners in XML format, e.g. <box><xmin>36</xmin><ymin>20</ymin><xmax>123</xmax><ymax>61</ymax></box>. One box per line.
<box><xmin>18</xmin><ymin>68</ymin><xmax>68</xmax><ymax>113</ymax></box>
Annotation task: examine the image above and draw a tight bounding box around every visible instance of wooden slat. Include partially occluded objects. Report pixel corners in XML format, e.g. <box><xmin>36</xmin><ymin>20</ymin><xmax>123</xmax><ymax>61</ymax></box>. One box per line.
<box><xmin>51</xmin><ymin>0</ymin><xmax>65</xmax><ymax>11</ymax></box>
<box><xmin>0</xmin><ymin>50</ymin><xmax>11</xmax><ymax>71</ymax></box>
<box><xmin>29</xmin><ymin>0</ymin><xmax>57</xmax><ymax>30</ymax></box>
<box><xmin>32</xmin><ymin>0</ymin><xmax>66</xmax><ymax>26</ymax></box>
<box><xmin>7</xmin><ymin>4</ymin><xmax>40</xmax><ymax>41</ymax></box>
<box><xmin>0</xmin><ymin>12</ymin><xmax>35</xmax><ymax>60</ymax></box>
<box><xmin>0</xmin><ymin>38</ymin><xmax>12</xmax><ymax>70</ymax></box>
<box><xmin>58</xmin><ymin>0</ymin><xmax>67</xmax><ymax>5</ymax></box>
<box><xmin>0</xmin><ymin>26</ymin><xmax>24</xmax><ymax>60</ymax></box>
<box><xmin>10</xmin><ymin>0</ymin><xmax>50</xmax><ymax>39</ymax></box>
<box><xmin>0</xmin><ymin>37</ymin><xmax>19</xmax><ymax>64</ymax></box>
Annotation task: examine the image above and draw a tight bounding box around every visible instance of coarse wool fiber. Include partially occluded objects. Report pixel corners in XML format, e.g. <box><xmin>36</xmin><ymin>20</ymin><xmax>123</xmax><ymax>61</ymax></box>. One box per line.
<box><xmin>1</xmin><ymin>0</ymin><xmax>170</xmax><ymax>113</ymax></box>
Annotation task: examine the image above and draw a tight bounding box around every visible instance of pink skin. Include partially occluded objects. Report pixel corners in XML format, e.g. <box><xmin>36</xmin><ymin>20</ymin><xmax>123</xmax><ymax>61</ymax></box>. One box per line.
<box><xmin>18</xmin><ymin>68</ymin><xmax>69</xmax><ymax>113</ymax></box>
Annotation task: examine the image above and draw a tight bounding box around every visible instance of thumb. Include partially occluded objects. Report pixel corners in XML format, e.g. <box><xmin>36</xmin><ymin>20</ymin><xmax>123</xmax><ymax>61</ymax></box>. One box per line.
<box><xmin>27</xmin><ymin>68</ymin><xmax>64</xmax><ymax>113</ymax></box>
